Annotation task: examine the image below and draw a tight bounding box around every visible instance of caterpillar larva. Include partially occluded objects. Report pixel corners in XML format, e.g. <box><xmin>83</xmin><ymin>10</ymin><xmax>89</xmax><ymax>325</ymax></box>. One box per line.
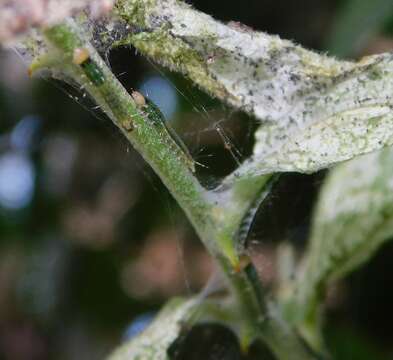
<box><xmin>131</xmin><ymin>91</ymin><xmax>195</xmax><ymax>172</ymax></box>
<box><xmin>73</xmin><ymin>47</ymin><xmax>134</xmax><ymax>131</ymax></box>
<box><xmin>73</xmin><ymin>47</ymin><xmax>105</xmax><ymax>86</ymax></box>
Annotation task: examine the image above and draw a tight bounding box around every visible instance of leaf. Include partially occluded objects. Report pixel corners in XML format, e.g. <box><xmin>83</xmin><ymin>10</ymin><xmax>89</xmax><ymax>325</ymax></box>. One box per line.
<box><xmin>296</xmin><ymin>147</ymin><xmax>393</xmax><ymax>317</ymax></box>
<box><xmin>108</xmin><ymin>298</ymin><xmax>195</xmax><ymax>360</ymax></box>
<box><xmin>229</xmin><ymin>54</ymin><xmax>393</xmax><ymax>182</ymax></box>
<box><xmin>326</xmin><ymin>0</ymin><xmax>393</xmax><ymax>57</ymax></box>
<box><xmin>108</xmin><ymin>297</ymin><xmax>236</xmax><ymax>360</ymax></box>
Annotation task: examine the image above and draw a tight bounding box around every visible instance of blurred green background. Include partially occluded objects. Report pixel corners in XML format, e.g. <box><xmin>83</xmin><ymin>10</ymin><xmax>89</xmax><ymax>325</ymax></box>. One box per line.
<box><xmin>0</xmin><ymin>0</ymin><xmax>393</xmax><ymax>359</ymax></box>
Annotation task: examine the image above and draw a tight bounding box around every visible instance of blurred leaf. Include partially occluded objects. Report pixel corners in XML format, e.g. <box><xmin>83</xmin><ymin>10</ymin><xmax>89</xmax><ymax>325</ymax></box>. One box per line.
<box><xmin>108</xmin><ymin>297</ymin><xmax>236</xmax><ymax>360</ymax></box>
<box><xmin>296</xmin><ymin>148</ymin><xmax>393</xmax><ymax>321</ymax></box>
<box><xmin>326</xmin><ymin>0</ymin><xmax>393</xmax><ymax>57</ymax></box>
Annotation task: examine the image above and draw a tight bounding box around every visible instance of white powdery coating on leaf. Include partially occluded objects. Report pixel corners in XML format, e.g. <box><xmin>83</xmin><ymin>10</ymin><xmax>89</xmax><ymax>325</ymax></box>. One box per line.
<box><xmin>296</xmin><ymin>148</ymin><xmax>393</xmax><ymax>313</ymax></box>
<box><xmin>155</xmin><ymin>0</ymin><xmax>351</xmax><ymax>123</ymax></box>
<box><xmin>243</xmin><ymin>106</ymin><xmax>393</xmax><ymax>175</ymax></box>
<box><xmin>237</xmin><ymin>54</ymin><xmax>393</xmax><ymax>178</ymax></box>
<box><xmin>109</xmin><ymin>298</ymin><xmax>198</xmax><ymax>360</ymax></box>
<box><xmin>319</xmin><ymin>154</ymin><xmax>382</xmax><ymax>221</ymax></box>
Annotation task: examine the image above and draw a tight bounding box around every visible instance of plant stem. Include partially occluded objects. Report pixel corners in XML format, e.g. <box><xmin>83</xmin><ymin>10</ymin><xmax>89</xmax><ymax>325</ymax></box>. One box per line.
<box><xmin>41</xmin><ymin>20</ymin><xmax>316</xmax><ymax>360</ymax></box>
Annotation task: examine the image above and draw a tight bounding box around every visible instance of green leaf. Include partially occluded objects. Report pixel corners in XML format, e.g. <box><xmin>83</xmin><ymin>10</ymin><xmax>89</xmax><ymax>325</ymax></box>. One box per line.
<box><xmin>108</xmin><ymin>297</ymin><xmax>236</xmax><ymax>360</ymax></box>
<box><xmin>326</xmin><ymin>0</ymin><xmax>393</xmax><ymax>57</ymax></box>
<box><xmin>296</xmin><ymin>147</ymin><xmax>393</xmax><ymax>320</ymax></box>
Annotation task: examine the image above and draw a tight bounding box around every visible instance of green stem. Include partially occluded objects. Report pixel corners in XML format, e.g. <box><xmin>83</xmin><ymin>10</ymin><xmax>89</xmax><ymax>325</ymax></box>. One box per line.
<box><xmin>44</xmin><ymin>21</ymin><xmax>217</xmax><ymax>253</ymax></box>
<box><xmin>41</xmin><ymin>20</ymin><xmax>316</xmax><ymax>360</ymax></box>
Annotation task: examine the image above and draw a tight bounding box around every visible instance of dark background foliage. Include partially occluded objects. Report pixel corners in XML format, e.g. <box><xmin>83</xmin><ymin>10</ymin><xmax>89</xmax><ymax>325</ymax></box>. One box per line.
<box><xmin>0</xmin><ymin>0</ymin><xmax>392</xmax><ymax>359</ymax></box>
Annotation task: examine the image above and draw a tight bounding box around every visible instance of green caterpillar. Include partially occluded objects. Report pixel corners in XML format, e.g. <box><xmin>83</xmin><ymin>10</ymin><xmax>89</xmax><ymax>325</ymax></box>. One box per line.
<box><xmin>131</xmin><ymin>91</ymin><xmax>195</xmax><ymax>173</ymax></box>
<box><xmin>73</xmin><ymin>47</ymin><xmax>133</xmax><ymax>130</ymax></box>
<box><xmin>73</xmin><ymin>47</ymin><xmax>105</xmax><ymax>86</ymax></box>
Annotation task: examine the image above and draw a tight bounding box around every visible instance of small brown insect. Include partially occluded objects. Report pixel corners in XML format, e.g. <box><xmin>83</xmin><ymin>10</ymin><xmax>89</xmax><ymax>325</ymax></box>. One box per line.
<box><xmin>131</xmin><ymin>90</ymin><xmax>196</xmax><ymax>172</ymax></box>
<box><xmin>72</xmin><ymin>47</ymin><xmax>90</xmax><ymax>65</ymax></box>
<box><xmin>131</xmin><ymin>90</ymin><xmax>146</xmax><ymax>107</ymax></box>
<box><xmin>123</xmin><ymin>119</ymin><xmax>134</xmax><ymax>131</ymax></box>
